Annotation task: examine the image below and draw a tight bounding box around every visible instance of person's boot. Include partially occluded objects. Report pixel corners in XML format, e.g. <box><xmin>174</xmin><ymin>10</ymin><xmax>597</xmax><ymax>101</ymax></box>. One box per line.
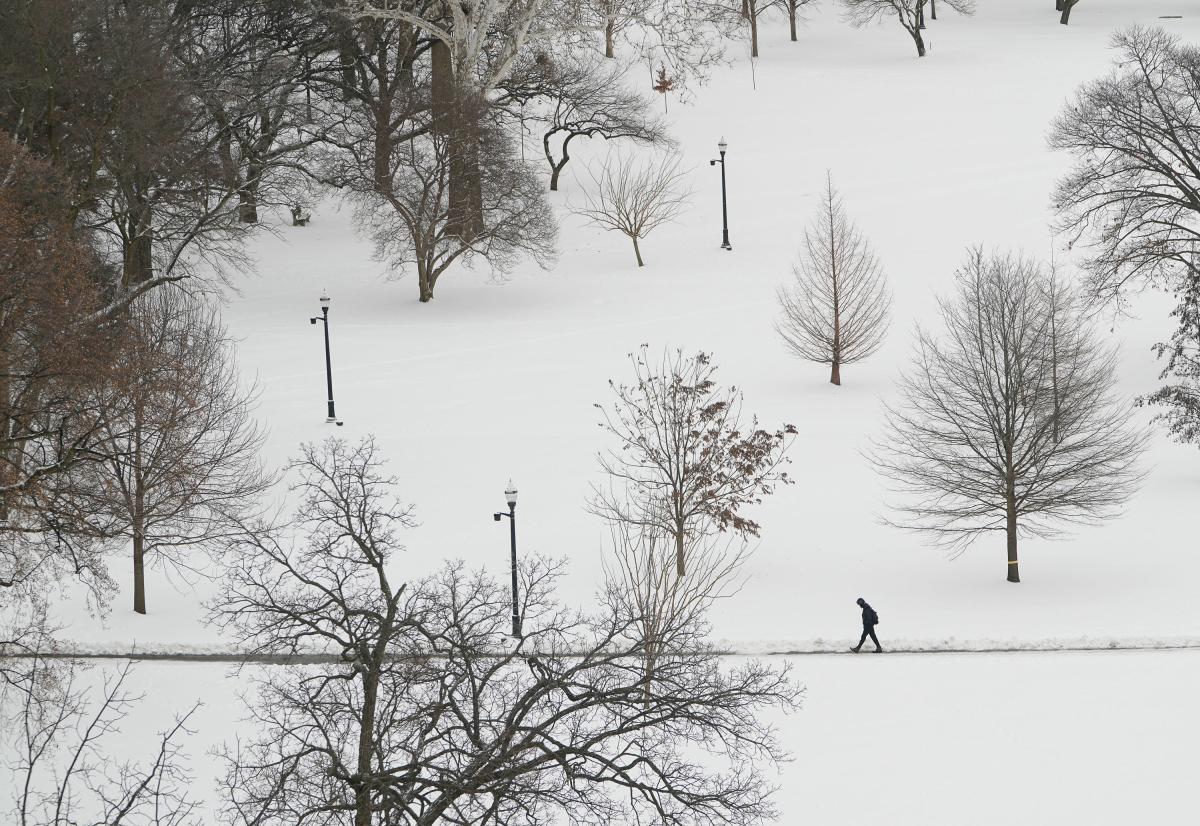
<box><xmin>873</xmin><ymin>647</ymin><xmax>883</xmax><ymax>653</ymax></box>
<box><xmin>850</xmin><ymin>646</ymin><xmax>861</xmax><ymax>653</ymax></box>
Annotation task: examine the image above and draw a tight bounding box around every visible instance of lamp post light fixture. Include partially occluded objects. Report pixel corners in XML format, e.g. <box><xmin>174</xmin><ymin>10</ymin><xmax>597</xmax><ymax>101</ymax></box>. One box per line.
<box><xmin>492</xmin><ymin>480</ymin><xmax>521</xmax><ymax>638</ymax></box>
<box><xmin>709</xmin><ymin>137</ymin><xmax>731</xmax><ymax>251</ymax></box>
<box><xmin>309</xmin><ymin>292</ymin><xmax>342</xmax><ymax>425</ymax></box>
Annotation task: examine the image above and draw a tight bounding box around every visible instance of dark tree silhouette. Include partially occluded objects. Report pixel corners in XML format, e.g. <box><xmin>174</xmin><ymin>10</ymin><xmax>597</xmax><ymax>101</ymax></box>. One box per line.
<box><xmin>211</xmin><ymin>437</ymin><xmax>800</xmax><ymax>826</ymax></box>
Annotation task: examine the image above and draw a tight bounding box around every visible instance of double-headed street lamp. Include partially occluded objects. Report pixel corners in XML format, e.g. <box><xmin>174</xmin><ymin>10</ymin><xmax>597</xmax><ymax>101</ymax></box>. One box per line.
<box><xmin>492</xmin><ymin>480</ymin><xmax>520</xmax><ymax>638</ymax></box>
<box><xmin>710</xmin><ymin>137</ymin><xmax>731</xmax><ymax>251</ymax></box>
<box><xmin>309</xmin><ymin>292</ymin><xmax>342</xmax><ymax>425</ymax></box>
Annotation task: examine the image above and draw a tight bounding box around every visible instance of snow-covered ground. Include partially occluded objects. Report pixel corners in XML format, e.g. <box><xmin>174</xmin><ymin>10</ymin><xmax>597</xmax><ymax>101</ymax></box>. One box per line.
<box><xmin>16</xmin><ymin>1</ymin><xmax>1200</xmax><ymax>821</ymax></box>
<box><xmin>56</xmin><ymin>0</ymin><xmax>1200</xmax><ymax>652</ymax></box>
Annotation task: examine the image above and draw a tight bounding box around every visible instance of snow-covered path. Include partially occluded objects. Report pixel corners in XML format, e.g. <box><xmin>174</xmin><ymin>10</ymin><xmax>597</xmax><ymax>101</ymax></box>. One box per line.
<box><xmin>13</xmin><ymin>637</ymin><xmax>1200</xmax><ymax>662</ymax></box>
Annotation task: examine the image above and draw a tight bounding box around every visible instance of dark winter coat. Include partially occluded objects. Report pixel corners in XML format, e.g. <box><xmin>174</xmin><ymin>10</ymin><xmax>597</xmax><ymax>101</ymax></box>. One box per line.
<box><xmin>860</xmin><ymin>602</ymin><xmax>879</xmax><ymax>627</ymax></box>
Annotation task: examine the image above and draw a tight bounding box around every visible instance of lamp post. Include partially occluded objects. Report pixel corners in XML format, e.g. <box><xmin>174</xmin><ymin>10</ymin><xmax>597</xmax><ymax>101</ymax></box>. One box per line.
<box><xmin>492</xmin><ymin>480</ymin><xmax>520</xmax><ymax>638</ymax></box>
<box><xmin>709</xmin><ymin>137</ymin><xmax>731</xmax><ymax>250</ymax></box>
<box><xmin>309</xmin><ymin>292</ymin><xmax>339</xmax><ymax>424</ymax></box>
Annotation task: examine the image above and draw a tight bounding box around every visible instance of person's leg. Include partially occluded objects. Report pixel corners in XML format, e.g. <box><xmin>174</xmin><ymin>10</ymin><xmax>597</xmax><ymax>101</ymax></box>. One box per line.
<box><xmin>852</xmin><ymin>627</ymin><xmax>869</xmax><ymax>652</ymax></box>
<box><xmin>869</xmin><ymin>626</ymin><xmax>882</xmax><ymax>652</ymax></box>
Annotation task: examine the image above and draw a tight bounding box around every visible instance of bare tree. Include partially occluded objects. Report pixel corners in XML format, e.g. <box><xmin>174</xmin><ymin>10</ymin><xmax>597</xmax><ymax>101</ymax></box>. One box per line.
<box><xmin>501</xmin><ymin>53</ymin><xmax>669</xmax><ymax>191</ymax></box>
<box><xmin>1049</xmin><ymin>26</ymin><xmax>1200</xmax><ymax>310</ymax></box>
<box><xmin>359</xmin><ymin>124</ymin><xmax>557</xmax><ymax>302</ymax></box>
<box><xmin>548</xmin><ymin>0</ymin><xmax>740</xmax><ymax>91</ymax></box>
<box><xmin>573</xmin><ymin>150</ymin><xmax>690</xmax><ymax>267</ymax></box>
<box><xmin>211</xmin><ymin>437</ymin><xmax>800</xmax><ymax>826</ymax></box>
<box><xmin>841</xmin><ymin>0</ymin><xmax>975</xmax><ymax>57</ymax></box>
<box><xmin>868</xmin><ymin>249</ymin><xmax>1148</xmax><ymax>583</ymax></box>
<box><xmin>3</xmin><ymin>655</ymin><xmax>200</xmax><ymax>826</ymax></box>
<box><xmin>591</xmin><ymin>347</ymin><xmax>795</xmax><ymax>578</ymax></box>
<box><xmin>781</xmin><ymin>0</ymin><xmax>816</xmax><ymax>42</ymax></box>
<box><xmin>97</xmin><ymin>291</ymin><xmax>269</xmax><ymax>615</ymax></box>
<box><xmin>775</xmin><ymin>173</ymin><xmax>891</xmax><ymax>385</ymax></box>
<box><xmin>603</xmin><ymin>520</ymin><xmax>747</xmax><ymax>705</ymax></box>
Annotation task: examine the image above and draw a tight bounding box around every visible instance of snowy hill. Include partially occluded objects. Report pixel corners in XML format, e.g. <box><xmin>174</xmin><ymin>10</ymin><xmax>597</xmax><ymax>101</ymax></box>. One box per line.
<box><xmin>17</xmin><ymin>2</ymin><xmax>1200</xmax><ymax>825</ymax></box>
<box><xmin>58</xmin><ymin>0</ymin><xmax>1200</xmax><ymax>653</ymax></box>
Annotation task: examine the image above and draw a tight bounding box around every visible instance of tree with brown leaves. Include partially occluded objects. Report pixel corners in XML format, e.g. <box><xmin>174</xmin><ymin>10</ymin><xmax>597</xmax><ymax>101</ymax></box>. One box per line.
<box><xmin>591</xmin><ymin>346</ymin><xmax>795</xmax><ymax>578</ymax></box>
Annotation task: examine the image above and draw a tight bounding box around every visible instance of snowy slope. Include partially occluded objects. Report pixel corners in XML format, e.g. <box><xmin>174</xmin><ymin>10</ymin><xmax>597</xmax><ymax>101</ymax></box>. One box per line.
<box><xmin>55</xmin><ymin>0</ymin><xmax>1200</xmax><ymax>653</ymax></box>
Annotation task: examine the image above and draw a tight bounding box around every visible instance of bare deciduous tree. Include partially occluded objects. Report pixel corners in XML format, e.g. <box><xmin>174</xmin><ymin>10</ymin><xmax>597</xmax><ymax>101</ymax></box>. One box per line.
<box><xmin>99</xmin><ymin>291</ymin><xmax>269</xmax><ymax>615</ymax></box>
<box><xmin>604</xmin><ymin>520</ymin><xmax>747</xmax><ymax>704</ymax></box>
<box><xmin>591</xmin><ymin>347</ymin><xmax>795</xmax><ymax>578</ymax></box>
<box><xmin>499</xmin><ymin>53</ymin><xmax>669</xmax><ymax>191</ymax></box>
<box><xmin>573</xmin><ymin>150</ymin><xmax>690</xmax><ymax>267</ymax></box>
<box><xmin>869</xmin><ymin>249</ymin><xmax>1148</xmax><ymax>583</ymax></box>
<box><xmin>1050</xmin><ymin>26</ymin><xmax>1200</xmax><ymax>309</ymax></box>
<box><xmin>781</xmin><ymin>0</ymin><xmax>816</xmax><ymax>43</ymax></box>
<box><xmin>360</xmin><ymin>125</ymin><xmax>557</xmax><ymax>302</ymax></box>
<box><xmin>211</xmin><ymin>437</ymin><xmax>800</xmax><ymax>826</ymax></box>
<box><xmin>3</xmin><ymin>655</ymin><xmax>200</xmax><ymax>826</ymax></box>
<box><xmin>841</xmin><ymin>0</ymin><xmax>975</xmax><ymax>57</ymax></box>
<box><xmin>775</xmin><ymin>173</ymin><xmax>891</xmax><ymax>385</ymax></box>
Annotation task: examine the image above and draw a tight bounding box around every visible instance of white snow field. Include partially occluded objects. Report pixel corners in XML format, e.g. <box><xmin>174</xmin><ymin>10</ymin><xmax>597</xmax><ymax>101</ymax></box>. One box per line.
<box><xmin>20</xmin><ymin>0</ymin><xmax>1200</xmax><ymax>823</ymax></box>
<box><xmin>61</xmin><ymin>0</ymin><xmax>1200</xmax><ymax>651</ymax></box>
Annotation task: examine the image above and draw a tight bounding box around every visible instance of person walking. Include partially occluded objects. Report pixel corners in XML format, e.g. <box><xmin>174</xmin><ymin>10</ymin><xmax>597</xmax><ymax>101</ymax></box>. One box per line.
<box><xmin>851</xmin><ymin>597</ymin><xmax>882</xmax><ymax>653</ymax></box>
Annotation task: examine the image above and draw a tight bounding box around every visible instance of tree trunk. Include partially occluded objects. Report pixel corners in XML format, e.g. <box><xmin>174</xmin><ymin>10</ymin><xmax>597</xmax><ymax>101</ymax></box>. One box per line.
<box><xmin>749</xmin><ymin>0</ymin><xmax>759</xmax><ymax>58</ymax></box>
<box><xmin>674</xmin><ymin>528</ymin><xmax>684</xmax><ymax>577</ymax></box>
<box><xmin>830</xmin><ymin>360</ymin><xmax>841</xmax><ymax>385</ymax></box>
<box><xmin>788</xmin><ymin>2</ymin><xmax>797</xmax><ymax>41</ymax></box>
<box><xmin>632</xmin><ymin>235</ymin><xmax>644</xmax><ymax>267</ymax></box>
<box><xmin>447</xmin><ymin>111</ymin><xmax>483</xmax><ymax>240</ymax></box>
<box><xmin>1055</xmin><ymin>0</ymin><xmax>1064</xmax><ymax>10</ymax></box>
<box><xmin>430</xmin><ymin>40</ymin><xmax>453</xmax><ymax>135</ymax></box>
<box><xmin>1059</xmin><ymin>0</ymin><xmax>1074</xmax><ymax>24</ymax></box>
<box><xmin>133</xmin><ymin>525</ymin><xmax>146</xmax><ymax>614</ymax></box>
<box><xmin>374</xmin><ymin>99</ymin><xmax>394</xmax><ymax>195</ymax></box>
<box><xmin>930</xmin><ymin>0</ymin><xmax>937</xmax><ymax>19</ymax></box>
<box><xmin>912</xmin><ymin>29</ymin><xmax>927</xmax><ymax>57</ymax></box>
<box><xmin>237</xmin><ymin>185</ymin><xmax>258</xmax><ymax>224</ymax></box>
<box><xmin>549</xmin><ymin>159</ymin><xmax>567</xmax><ymax>191</ymax></box>
<box><xmin>354</xmin><ymin>670</ymin><xmax>379</xmax><ymax>826</ymax></box>
<box><xmin>123</xmin><ymin>203</ymin><xmax>154</xmax><ymax>288</ymax></box>
<box><xmin>548</xmin><ymin>132</ymin><xmax>573</xmax><ymax>191</ymax></box>
<box><xmin>917</xmin><ymin>2</ymin><xmax>926</xmax><ymax>29</ymax></box>
<box><xmin>0</xmin><ymin>363</ymin><xmax>10</xmax><ymax>524</ymax></box>
<box><xmin>339</xmin><ymin>33</ymin><xmax>357</xmax><ymax>102</ymax></box>
<box><xmin>1005</xmin><ymin>502</ymin><xmax>1019</xmax><ymax>583</ymax></box>
<box><xmin>742</xmin><ymin>0</ymin><xmax>749</xmax><ymax>18</ymax></box>
<box><xmin>605</xmin><ymin>18</ymin><xmax>615</xmax><ymax>58</ymax></box>
<box><xmin>418</xmin><ymin>262</ymin><xmax>435</xmax><ymax>303</ymax></box>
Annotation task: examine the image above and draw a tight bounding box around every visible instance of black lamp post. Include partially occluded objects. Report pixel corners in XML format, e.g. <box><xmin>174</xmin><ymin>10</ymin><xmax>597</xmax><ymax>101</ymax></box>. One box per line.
<box><xmin>492</xmin><ymin>480</ymin><xmax>520</xmax><ymax>638</ymax></box>
<box><xmin>710</xmin><ymin>137</ymin><xmax>731</xmax><ymax>250</ymax></box>
<box><xmin>309</xmin><ymin>292</ymin><xmax>340</xmax><ymax>424</ymax></box>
